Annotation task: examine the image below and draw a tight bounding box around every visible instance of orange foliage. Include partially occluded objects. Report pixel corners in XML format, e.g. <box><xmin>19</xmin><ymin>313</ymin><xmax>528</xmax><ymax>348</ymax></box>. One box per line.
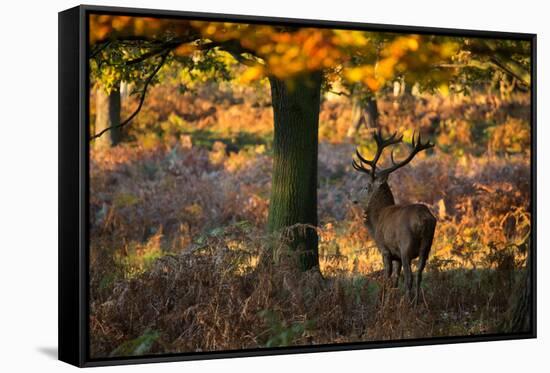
<box><xmin>89</xmin><ymin>15</ymin><xmax>454</xmax><ymax>86</ymax></box>
<box><xmin>89</xmin><ymin>15</ymin><xmax>195</xmax><ymax>44</ymax></box>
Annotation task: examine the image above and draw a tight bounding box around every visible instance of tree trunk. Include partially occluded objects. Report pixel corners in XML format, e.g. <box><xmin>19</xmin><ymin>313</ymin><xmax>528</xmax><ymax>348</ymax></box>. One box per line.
<box><xmin>403</xmin><ymin>80</ymin><xmax>413</xmax><ymax>96</ymax></box>
<box><xmin>365</xmin><ymin>96</ymin><xmax>379</xmax><ymax>128</ymax></box>
<box><xmin>267</xmin><ymin>72</ymin><xmax>322</xmax><ymax>271</ymax></box>
<box><xmin>94</xmin><ymin>84</ymin><xmax>121</xmax><ymax>148</ymax></box>
<box><xmin>347</xmin><ymin>91</ymin><xmax>379</xmax><ymax>138</ymax></box>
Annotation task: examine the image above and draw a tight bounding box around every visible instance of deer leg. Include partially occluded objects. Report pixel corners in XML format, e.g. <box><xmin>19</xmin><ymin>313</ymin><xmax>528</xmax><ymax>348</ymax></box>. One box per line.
<box><xmin>383</xmin><ymin>253</ymin><xmax>393</xmax><ymax>282</ymax></box>
<box><xmin>415</xmin><ymin>255</ymin><xmax>427</xmax><ymax>305</ymax></box>
<box><xmin>402</xmin><ymin>257</ymin><xmax>413</xmax><ymax>301</ymax></box>
<box><xmin>393</xmin><ymin>260</ymin><xmax>401</xmax><ymax>288</ymax></box>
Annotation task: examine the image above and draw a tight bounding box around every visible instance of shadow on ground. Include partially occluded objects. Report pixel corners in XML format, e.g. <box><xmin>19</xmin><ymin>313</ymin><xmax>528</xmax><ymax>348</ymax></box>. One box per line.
<box><xmin>37</xmin><ymin>346</ymin><xmax>57</xmax><ymax>360</ymax></box>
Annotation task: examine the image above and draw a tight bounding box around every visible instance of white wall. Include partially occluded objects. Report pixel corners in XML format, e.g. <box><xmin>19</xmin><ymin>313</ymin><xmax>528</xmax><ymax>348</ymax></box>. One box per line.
<box><xmin>0</xmin><ymin>0</ymin><xmax>546</xmax><ymax>371</ymax></box>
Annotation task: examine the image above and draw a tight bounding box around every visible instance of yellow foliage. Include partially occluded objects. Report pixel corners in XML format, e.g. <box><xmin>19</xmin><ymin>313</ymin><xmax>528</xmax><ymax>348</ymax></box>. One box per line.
<box><xmin>332</xmin><ymin>30</ymin><xmax>369</xmax><ymax>47</ymax></box>
<box><xmin>376</xmin><ymin>57</ymin><xmax>397</xmax><ymax>80</ymax></box>
<box><xmin>113</xmin><ymin>192</ymin><xmax>140</xmax><ymax>208</ymax></box>
<box><xmin>344</xmin><ymin>66</ymin><xmax>373</xmax><ymax>83</ymax></box>
<box><xmin>140</xmin><ymin>133</ymin><xmax>161</xmax><ymax>150</ymax></box>
<box><xmin>174</xmin><ymin>44</ymin><xmax>197</xmax><ymax>56</ymax></box>
<box><xmin>489</xmin><ymin>118</ymin><xmax>531</xmax><ymax>154</ymax></box>
<box><xmin>184</xmin><ymin>203</ymin><xmax>204</xmax><ymax>219</ymax></box>
<box><xmin>209</xmin><ymin>141</ymin><xmax>227</xmax><ymax>165</ymax></box>
<box><xmin>239</xmin><ymin>65</ymin><xmax>265</xmax><ymax>84</ymax></box>
<box><xmin>438</xmin><ymin>83</ymin><xmax>450</xmax><ymax>97</ymax></box>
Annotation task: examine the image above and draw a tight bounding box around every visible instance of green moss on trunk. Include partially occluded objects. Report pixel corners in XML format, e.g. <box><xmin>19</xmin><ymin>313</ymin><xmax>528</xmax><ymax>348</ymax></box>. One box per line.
<box><xmin>267</xmin><ymin>72</ymin><xmax>322</xmax><ymax>271</ymax></box>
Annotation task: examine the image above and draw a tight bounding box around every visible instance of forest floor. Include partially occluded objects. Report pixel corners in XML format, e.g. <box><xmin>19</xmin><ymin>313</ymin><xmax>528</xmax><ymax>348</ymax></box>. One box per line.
<box><xmin>89</xmin><ymin>86</ymin><xmax>532</xmax><ymax>357</ymax></box>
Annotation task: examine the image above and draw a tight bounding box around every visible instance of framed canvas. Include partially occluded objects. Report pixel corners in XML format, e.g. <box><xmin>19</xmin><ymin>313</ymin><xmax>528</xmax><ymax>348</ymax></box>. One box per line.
<box><xmin>58</xmin><ymin>4</ymin><xmax>536</xmax><ymax>367</ymax></box>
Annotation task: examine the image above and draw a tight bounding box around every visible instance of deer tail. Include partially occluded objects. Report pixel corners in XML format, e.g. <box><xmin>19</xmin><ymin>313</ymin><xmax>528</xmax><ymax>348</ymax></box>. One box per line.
<box><xmin>420</xmin><ymin>215</ymin><xmax>436</xmax><ymax>258</ymax></box>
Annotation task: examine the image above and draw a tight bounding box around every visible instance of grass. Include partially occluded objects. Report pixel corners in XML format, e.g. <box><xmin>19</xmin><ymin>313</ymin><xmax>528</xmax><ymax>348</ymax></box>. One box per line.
<box><xmin>89</xmin><ymin>222</ymin><xmax>528</xmax><ymax>357</ymax></box>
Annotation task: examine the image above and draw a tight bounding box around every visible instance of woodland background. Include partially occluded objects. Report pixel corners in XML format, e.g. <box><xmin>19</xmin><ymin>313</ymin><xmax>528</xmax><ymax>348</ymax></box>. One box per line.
<box><xmin>87</xmin><ymin>15</ymin><xmax>532</xmax><ymax>358</ymax></box>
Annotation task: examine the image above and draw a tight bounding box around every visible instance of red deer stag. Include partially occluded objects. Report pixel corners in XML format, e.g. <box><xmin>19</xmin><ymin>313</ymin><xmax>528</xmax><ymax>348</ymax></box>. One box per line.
<box><xmin>352</xmin><ymin>130</ymin><xmax>436</xmax><ymax>303</ymax></box>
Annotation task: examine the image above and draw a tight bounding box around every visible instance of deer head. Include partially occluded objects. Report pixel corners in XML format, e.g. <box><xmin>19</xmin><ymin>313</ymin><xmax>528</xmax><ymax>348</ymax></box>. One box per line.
<box><xmin>352</xmin><ymin>130</ymin><xmax>434</xmax><ymax>207</ymax></box>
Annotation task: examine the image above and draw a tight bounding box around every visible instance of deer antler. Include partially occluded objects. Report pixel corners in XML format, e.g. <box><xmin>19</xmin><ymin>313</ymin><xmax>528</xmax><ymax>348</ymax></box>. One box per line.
<box><xmin>376</xmin><ymin>131</ymin><xmax>434</xmax><ymax>178</ymax></box>
<box><xmin>353</xmin><ymin>129</ymin><xmax>403</xmax><ymax>179</ymax></box>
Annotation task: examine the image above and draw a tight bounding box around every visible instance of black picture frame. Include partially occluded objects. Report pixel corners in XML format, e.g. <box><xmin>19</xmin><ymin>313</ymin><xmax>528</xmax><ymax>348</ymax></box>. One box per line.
<box><xmin>59</xmin><ymin>4</ymin><xmax>537</xmax><ymax>367</ymax></box>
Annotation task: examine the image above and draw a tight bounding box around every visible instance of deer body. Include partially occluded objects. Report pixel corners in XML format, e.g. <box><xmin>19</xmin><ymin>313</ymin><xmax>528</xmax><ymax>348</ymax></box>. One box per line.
<box><xmin>352</xmin><ymin>131</ymin><xmax>437</xmax><ymax>302</ymax></box>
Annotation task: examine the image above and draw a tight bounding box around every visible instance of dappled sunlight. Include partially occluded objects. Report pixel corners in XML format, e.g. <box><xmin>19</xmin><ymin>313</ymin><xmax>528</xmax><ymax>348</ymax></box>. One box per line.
<box><xmin>88</xmin><ymin>15</ymin><xmax>532</xmax><ymax>357</ymax></box>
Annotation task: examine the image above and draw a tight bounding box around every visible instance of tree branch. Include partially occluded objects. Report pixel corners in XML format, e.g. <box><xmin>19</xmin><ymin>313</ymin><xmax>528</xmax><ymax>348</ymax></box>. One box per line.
<box><xmin>123</xmin><ymin>41</ymin><xmax>184</xmax><ymax>66</ymax></box>
<box><xmin>466</xmin><ymin>39</ymin><xmax>531</xmax><ymax>87</ymax></box>
<box><xmin>90</xmin><ymin>37</ymin><xmax>263</xmax><ymax>142</ymax></box>
<box><xmin>90</xmin><ymin>52</ymin><xmax>170</xmax><ymax>141</ymax></box>
<box><xmin>199</xmin><ymin>40</ymin><xmax>261</xmax><ymax>63</ymax></box>
<box><xmin>328</xmin><ymin>90</ymin><xmax>350</xmax><ymax>97</ymax></box>
<box><xmin>489</xmin><ymin>56</ymin><xmax>531</xmax><ymax>87</ymax></box>
<box><xmin>90</xmin><ymin>41</ymin><xmax>112</xmax><ymax>59</ymax></box>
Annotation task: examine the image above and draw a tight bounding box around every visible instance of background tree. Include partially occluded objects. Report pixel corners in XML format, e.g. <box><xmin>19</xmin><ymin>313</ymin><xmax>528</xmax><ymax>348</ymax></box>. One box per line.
<box><xmin>94</xmin><ymin>82</ymin><xmax>121</xmax><ymax>148</ymax></box>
